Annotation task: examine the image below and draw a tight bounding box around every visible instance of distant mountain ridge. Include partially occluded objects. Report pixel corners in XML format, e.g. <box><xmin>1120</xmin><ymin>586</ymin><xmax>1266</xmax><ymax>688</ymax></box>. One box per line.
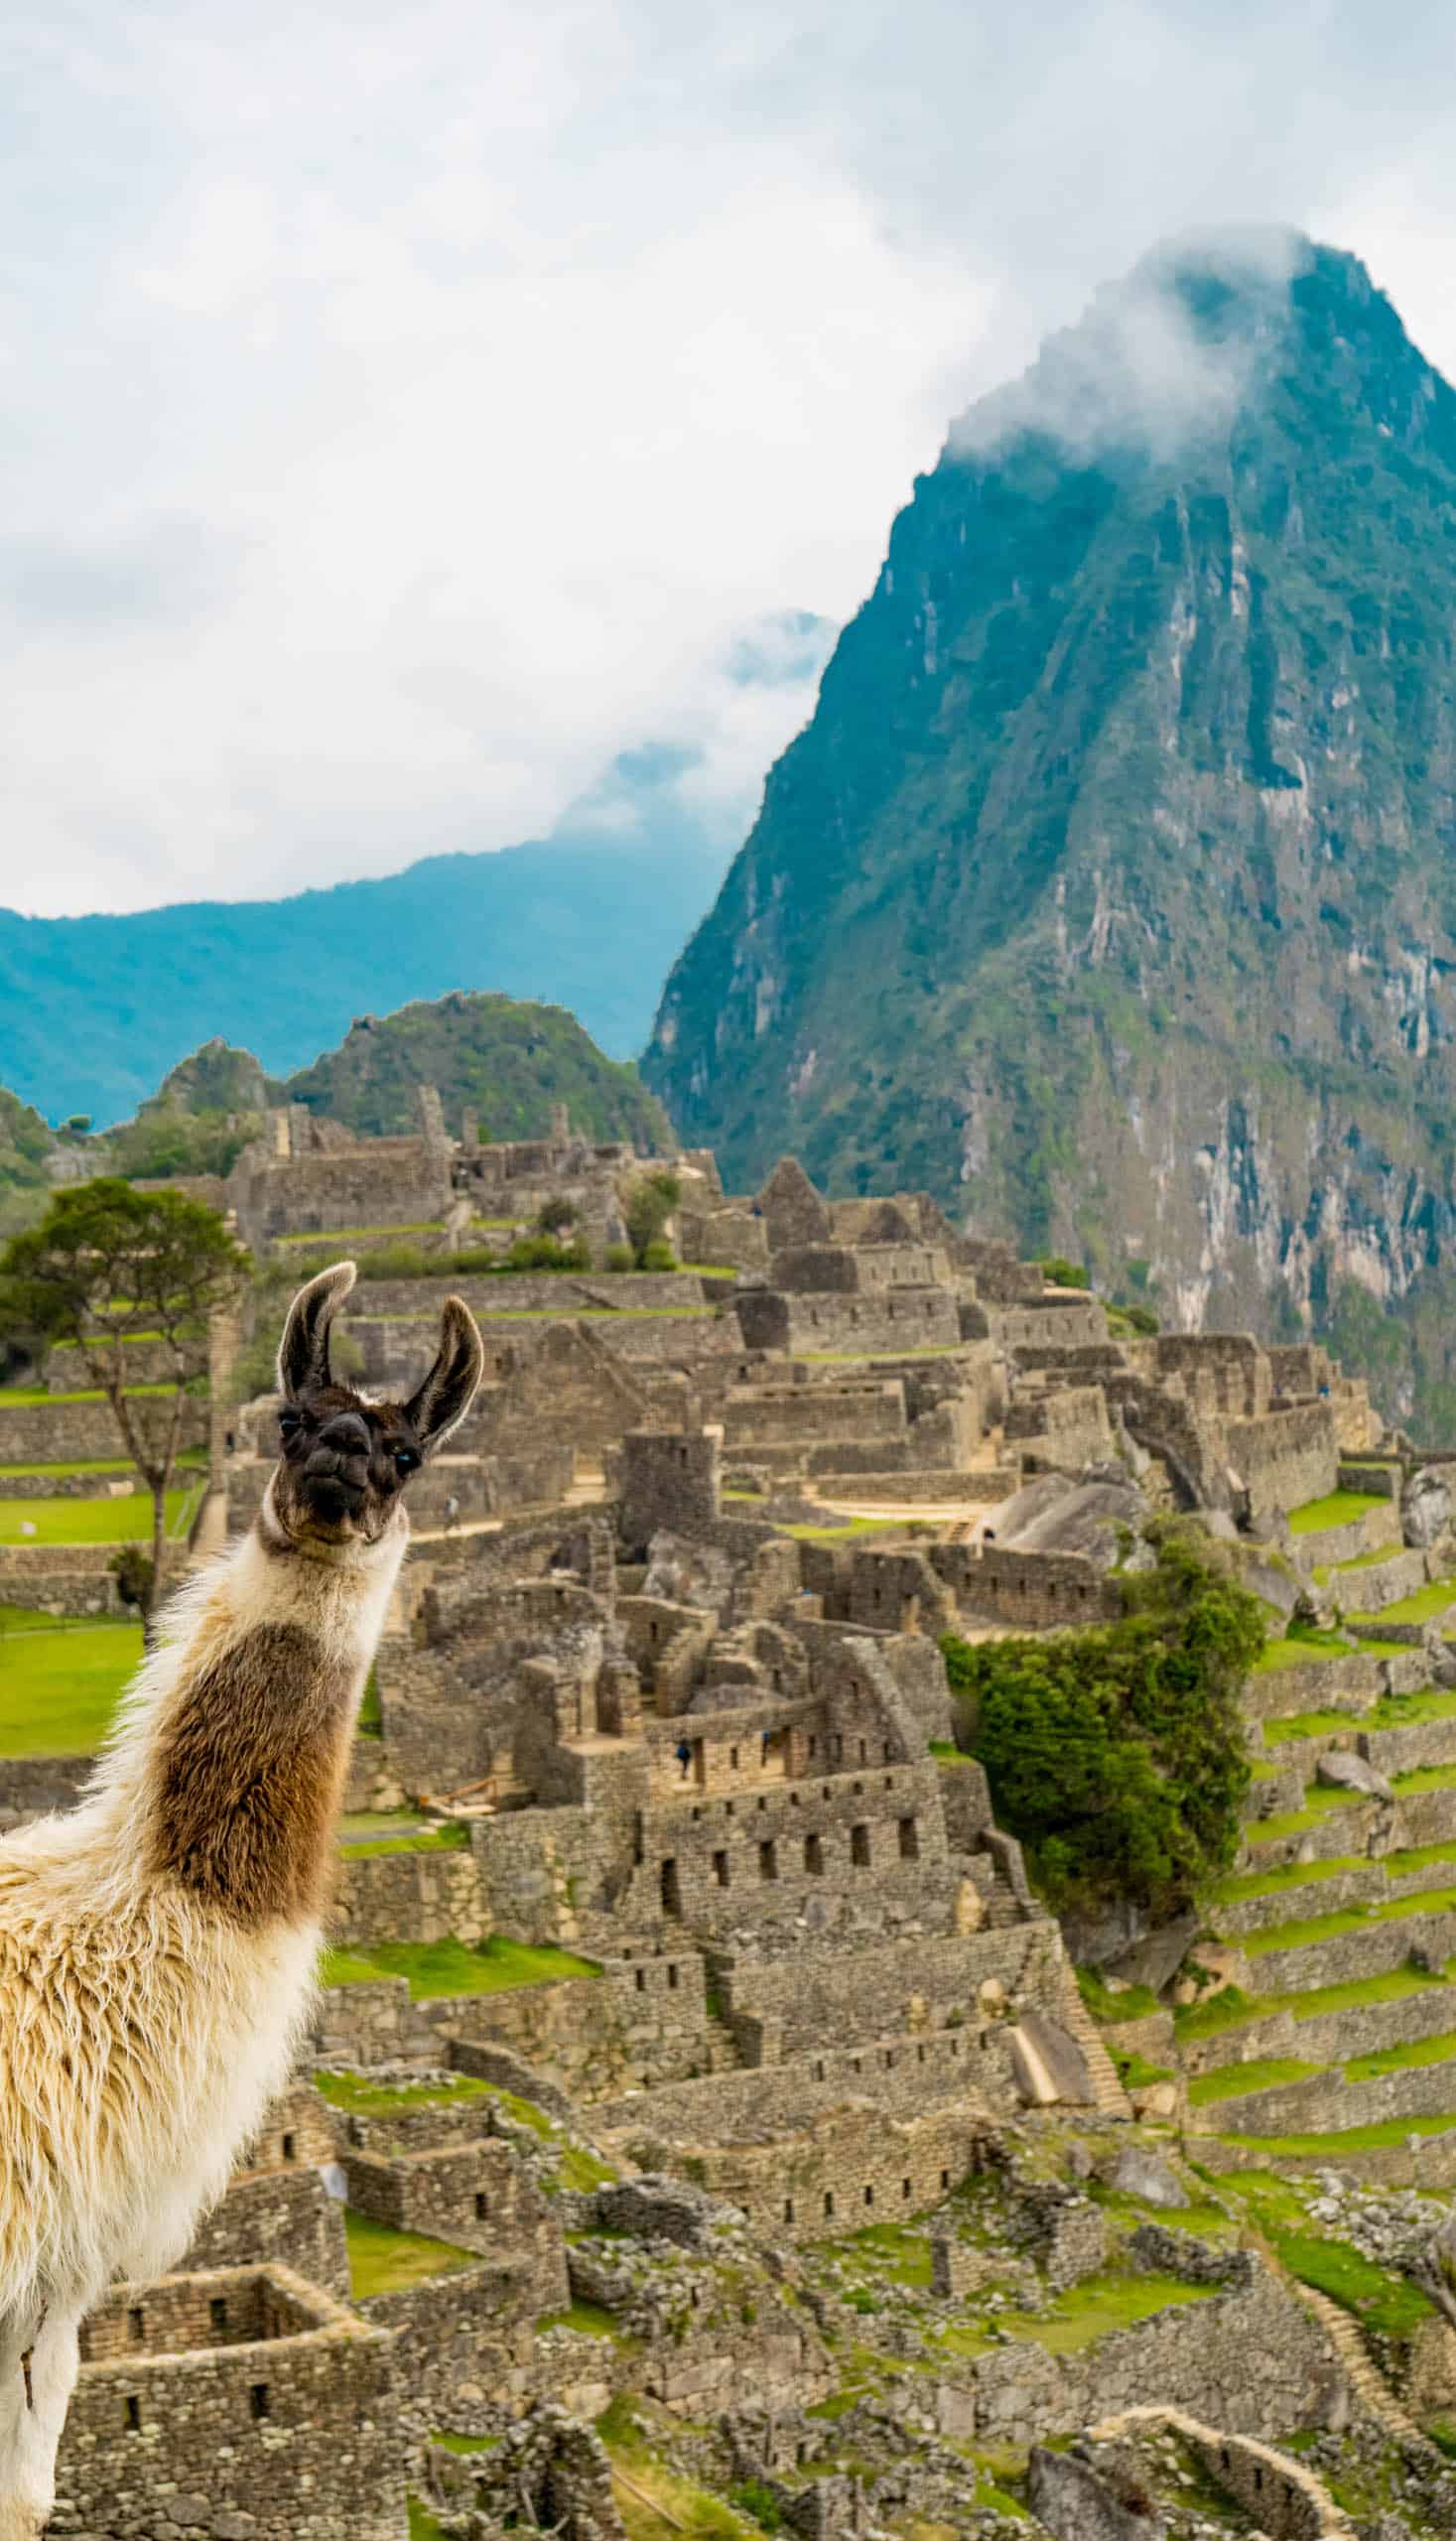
<box><xmin>0</xmin><ymin>834</ymin><xmax>725</xmax><ymax>1128</ymax></box>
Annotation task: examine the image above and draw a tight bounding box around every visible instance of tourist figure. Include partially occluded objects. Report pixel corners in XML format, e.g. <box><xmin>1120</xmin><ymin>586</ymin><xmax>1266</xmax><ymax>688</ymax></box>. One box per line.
<box><xmin>675</xmin><ymin>1737</ymin><xmax>693</xmax><ymax>1780</ymax></box>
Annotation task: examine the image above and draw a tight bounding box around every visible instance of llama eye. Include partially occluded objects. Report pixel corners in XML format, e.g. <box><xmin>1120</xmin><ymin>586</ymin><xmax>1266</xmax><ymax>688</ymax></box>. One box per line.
<box><xmin>278</xmin><ymin>1409</ymin><xmax>303</xmax><ymax>1440</ymax></box>
<box><xmin>393</xmin><ymin>1446</ymin><xmax>419</xmax><ymax>1475</ymax></box>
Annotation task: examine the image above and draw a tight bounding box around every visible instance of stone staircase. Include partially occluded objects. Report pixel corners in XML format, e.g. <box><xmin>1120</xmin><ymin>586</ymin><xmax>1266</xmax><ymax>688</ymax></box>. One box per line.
<box><xmin>1056</xmin><ymin>1979</ymin><xmax>1132</xmax><ymax>2118</ymax></box>
<box><xmin>1288</xmin><ymin>2282</ymin><xmax>1435</xmax><ymax>2456</ymax></box>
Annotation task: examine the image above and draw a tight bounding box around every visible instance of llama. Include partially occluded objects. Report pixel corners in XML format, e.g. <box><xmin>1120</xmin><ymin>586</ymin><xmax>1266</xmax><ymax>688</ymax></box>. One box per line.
<box><xmin>0</xmin><ymin>1260</ymin><xmax>483</xmax><ymax>2538</ymax></box>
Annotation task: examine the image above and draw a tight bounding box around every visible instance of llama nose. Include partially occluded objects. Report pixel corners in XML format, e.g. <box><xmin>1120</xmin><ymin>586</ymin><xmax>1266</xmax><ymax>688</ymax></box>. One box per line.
<box><xmin>317</xmin><ymin>1411</ymin><xmax>370</xmax><ymax>1459</ymax></box>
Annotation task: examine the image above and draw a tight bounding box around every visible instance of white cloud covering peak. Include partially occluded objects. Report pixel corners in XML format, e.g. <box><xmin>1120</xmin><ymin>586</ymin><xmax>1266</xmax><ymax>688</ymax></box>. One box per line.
<box><xmin>5</xmin><ymin>1</ymin><xmax>1456</xmax><ymax>914</ymax></box>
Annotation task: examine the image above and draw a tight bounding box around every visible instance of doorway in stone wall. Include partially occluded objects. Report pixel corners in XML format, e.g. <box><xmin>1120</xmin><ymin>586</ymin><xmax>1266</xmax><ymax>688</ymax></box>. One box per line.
<box><xmin>660</xmin><ymin>1858</ymin><xmax>683</xmax><ymax>1918</ymax></box>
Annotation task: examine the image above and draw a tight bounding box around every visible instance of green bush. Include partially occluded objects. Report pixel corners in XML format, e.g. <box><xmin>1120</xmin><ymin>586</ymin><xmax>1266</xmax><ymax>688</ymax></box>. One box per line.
<box><xmin>604</xmin><ymin>1244</ymin><xmax>635</xmax><ymax>1273</ymax></box>
<box><xmin>1039</xmin><ymin>1256</ymin><xmax>1090</xmax><ymax>1289</ymax></box>
<box><xmin>730</xmin><ymin>2479</ymin><xmax>783</xmax><ymax>2533</ymax></box>
<box><xmin>623</xmin><ymin>1169</ymin><xmax>680</xmax><ymax>1267</ymax></box>
<box><xmin>535</xmin><ymin>1197</ymin><xmax>578</xmax><ymax>1236</ymax></box>
<box><xmin>504</xmin><ymin>1233</ymin><xmax>591</xmax><ymax>1272</ymax></box>
<box><xmin>942</xmin><ymin>1525</ymin><xmax>1261</xmax><ymax>1920</ymax></box>
<box><xmin>639</xmin><ymin>1239</ymin><xmax>677</xmax><ymax>1271</ymax></box>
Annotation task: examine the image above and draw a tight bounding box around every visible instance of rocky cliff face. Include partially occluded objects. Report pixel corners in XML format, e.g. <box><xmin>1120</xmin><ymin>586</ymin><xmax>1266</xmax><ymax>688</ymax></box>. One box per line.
<box><xmin>645</xmin><ymin>234</ymin><xmax>1456</xmax><ymax>1429</ymax></box>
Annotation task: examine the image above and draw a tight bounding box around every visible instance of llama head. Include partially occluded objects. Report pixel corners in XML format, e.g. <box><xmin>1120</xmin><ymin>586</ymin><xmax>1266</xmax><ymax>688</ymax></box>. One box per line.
<box><xmin>270</xmin><ymin>1261</ymin><xmax>485</xmax><ymax>1546</ymax></box>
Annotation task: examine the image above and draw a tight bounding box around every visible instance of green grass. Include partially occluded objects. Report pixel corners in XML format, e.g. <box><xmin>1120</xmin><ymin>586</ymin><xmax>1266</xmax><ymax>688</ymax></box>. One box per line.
<box><xmin>430</xmin><ymin>2432</ymin><xmax>500</xmax><ymax>2457</ymax></box>
<box><xmin>340</xmin><ymin>1821</ymin><xmax>470</xmax><ymax>1859</ymax></box>
<box><xmin>1321</xmin><ymin>1540</ymin><xmax>1406</xmax><ymax>1575</ymax></box>
<box><xmin>1002</xmin><ymin>2269</ymin><xmax>1214</xmax><ymax>2353</ymax></box>
<box><xmin>783</xmin><ymin>1517</ymin><xmax>912</xmax><ymax>1542</ymax></box>
<box><xmin>0</xmin><ymin>1381</ymin><xmax>180</xmax><ymax>1406</ymax></box>
<box><xmin>1288</xmin><ymin>1964</ymin><xmax>1452</xmax><ymax>2019</ymax></box>
<box><xmin>1349</xmin><ymin>1578</ymin><xmax>1456</xmax><ymax>1627</ymax></box>
<box><xmin>0</xmin><ymin>1486</ymin><xmax>201</xmax><ymax>1545</ymax></box>
<box><xmin>1387</xmin><ymin>1840</ymin><xmax>1456</xmax><ymax>1875</ymax></box>
<box><xmin>539</xmin><ymin>2299</ymin><xmax>620</xmax><ymax>2340</ymax></box>
<box><xmin>274</xmin><ymin>1222</ymin><xmax>443</xmax><ymax>1246</ymax></box>
<box><xmin>1392</xmin><ymin>1762</ymin><xmax>1456</xmax><ymax>1795</ymax></box>
<box><xmin>1076</xmin><ymin>1966</ymin><xmax>1161</xmax><ymax>2024</ymax></box>
<box><xmin>1215</xmin><ymin>1854</ymin><xmax>1364</xmax><ymax>1905</ymax></box>
<box><xmin>1262</xmin><ymin>1705</ymin><xmax>1369</xmax><ymax>1743</ymax></box>
<box><xmin>1188</xmin><ymin>2056</ymin><xmax>1326</xmax><ymax>2106</ymax></box>
<box><xmin>1224</xmin><ymin>2110</ymin><xmax>1456</xmax><ymax>2155</ymax></box>
<box><xmin>314</xmin><ymin>2068</ymin><xmax>498</xmax><ymax>2117</ymax></box>
<box><xmin>1247</xmin><ymin>1788</ymin><xmax>1365</xmax><ymax>1842</ymax></box>
<box><xmin>1287</xmin><ymin>1492</ymin><xmax>1390</xmax><ymax>1535</ymax></box>
<box><xmin>1242</xmin><ymin>1881</ymin><xmax>1456</xmax><ymax>1956</ymax></box>
<box><xmin>0</xmin><ymin>1449</ymin><xmax>206</xmax><ymax>1479</ymax></box>
<box><xmin>0</xmin><ymin>1610</ymin><xmax>140</xmax><ymax>1753</ymax></box>
<box><xmin>343</xmin><ymin>2208</ymin><xmax>473</xmax><ymax>2298</ymax></box>
<box><xmin>408</xmin><ymin>2500</ymin><xmax>449</xmax><ymax>2541</ymax></box>
<box><xmin>1368</xmin><ymin>1684</ymin><xmax>1456</xmax><ymax>1728</ymax></box>
<box><xmin>1246</xmin><ymin>2207</ymin><xmax>1434</xmax><ymax>2339</ymax></box>
<box><xmin>318</xmin><ymin>1934</ymin><xmax>601</xmax><ymax>1998</ymax></box>
<box><xmin>1345</xmin><ymin>2025</ymin><xmax>1456</xmax><ymax>2080</ymax></box>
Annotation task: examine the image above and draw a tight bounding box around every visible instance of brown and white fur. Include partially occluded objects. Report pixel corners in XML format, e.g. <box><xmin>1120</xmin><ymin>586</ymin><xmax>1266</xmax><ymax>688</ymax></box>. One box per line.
<box><xmin>0</xmin><ymin>1262</ymin><xmax>483</xmax><ymax>2538</ymax></box>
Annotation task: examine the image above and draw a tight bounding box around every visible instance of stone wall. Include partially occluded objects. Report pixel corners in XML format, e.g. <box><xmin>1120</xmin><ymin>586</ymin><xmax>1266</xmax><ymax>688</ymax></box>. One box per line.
<box><xmin>0</xmin><ymin>1397</ymin><xmax>206</xmax><ymax>1463</ymax></box>
<box><xmin>1222</xmin><ymin>1403</ymin><xmax>1340</xmax><ymax>1519</ymax></box>
<box><xmin>689</xmin><ymin>2104</ymin><xmax>992</xmax><ymax>2242</ymax></box>
<box><xmin>960</xmin><ymin>1545</ymin><xmax>1119</xmax><ymax>1630</ymax></box>
<box><xmin>332</xmin><ymin>1838</ymin><xmax>492</xmax><ymax>1948</ymax></box>
<box><xmin>966</xmin><ymin>2255</ymin><xmax>1336</xmax><ymax>2447</ymax></box>
<box><xmin>58</xmin><ymin>2266</ymin><xmax>403</xmax><ymax>2541</ymax></box>
<box><xmin>184</xmin><ymin>2168</ymin><xmax>349</xmax><ymax>2302</ymax></box>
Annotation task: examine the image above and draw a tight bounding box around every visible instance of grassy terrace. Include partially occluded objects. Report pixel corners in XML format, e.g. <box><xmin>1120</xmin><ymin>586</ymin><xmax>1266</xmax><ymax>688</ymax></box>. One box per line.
<box><xmin>315</xmin><ymin>2069</ymin><xmax>499</xmax><ymax>2117</ymax></box>
<box><xmin>0</xmin><ymin>1448</ymin><xmax>206</xmax><ymax>1479</ymax></box>
<box><xmin>1311</xmin><ymin>1540</ymin><xmax>1405</xmax><ymax>1581</ymax></box>
<box><xmin>1263</xmin><ymin>1682</ymin><xmax>1456</xmax><ymax>1744</ymax></box>
<box><xmin>783</xmin><ymin>1517</ymin><xmax>913</xmax><ymax>1543</ymax></box>
<box><xmin>1215</xmin><ymin>1854</ymin><xmax>1364</xmax><ymax>1906</ymax></box>
<box><xmin>0</xmin><ymin>1486</ymin><xmax>203</xmax><ymax>1546</ymax></box>
<box><xmin>1222</xmin><ymin>2110</ymin><xmax>1456</xmax><ymax>2156</ymax></box>
<box><xmin>343</xmin><ymin>2208</ymin><xmax>473</xmax><ymax>2299</ymax></box>
<box><xmin>0</xmin><ymin>1382</ymin><xmax>181</xmax><ymax>1406</ymax></box>
<box><xmin>1240</xmin><ymin>1881</ymin><xmax>1456</xmax><ymax>1957</ymax></box>
<box><xmin>319</xmin><ymin>1934</ymin><xmax>600</xmax><ymax>1998</ymax></box>
<box><xmin>1188</xmin><ymin>2055</ymin><xmax>1326</xmax><ymax>2106</ymax></box>
<box><xmin>1252</xmin><ymin>1633</ymin><xmax>1390</xmax><ymax>1678</ymax></box>
<box><xmin>1287</xmin><ymin>1490</ymin><xmax>1390</xmax><ymax>1535</ymax></box>
<box><xmin>0</xmin><ymin>1606</ymin><xmax>140</xmax><ymax>1753</ymax></box>
<box><xmin>1348</xmin><ymin>1577</ymin><xmax>1456</xmax><ymax>1627</ymax></box>
<box><xmin>336</xmin><ymin>1815</ymin><xmax>470</xmax><ymax>1858</ymax></box>
<box><xmin>1247</xmin><ymin>1787</ymin><xmax>1365</xmax><ymax>1843</ymax></box>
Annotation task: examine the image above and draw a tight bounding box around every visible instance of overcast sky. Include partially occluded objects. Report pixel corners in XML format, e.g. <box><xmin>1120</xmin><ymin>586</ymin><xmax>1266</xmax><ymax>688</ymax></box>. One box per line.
<box><xmin>5</xmin><ymin>0</ymin><xmax>1456</xmax><ymax>918</ymax></box>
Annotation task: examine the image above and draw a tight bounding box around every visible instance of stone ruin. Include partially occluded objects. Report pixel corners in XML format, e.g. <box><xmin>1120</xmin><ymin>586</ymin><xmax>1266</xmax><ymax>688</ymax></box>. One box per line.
<box><xmin>7</xmin><ymin>1142</ymin><xmax>1456</xmax><ymax>2537</ymax></box>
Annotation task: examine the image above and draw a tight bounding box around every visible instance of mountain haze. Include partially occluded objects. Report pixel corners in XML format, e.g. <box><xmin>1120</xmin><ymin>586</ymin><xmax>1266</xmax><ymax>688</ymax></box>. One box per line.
<box><xmin>1</xmin><ymin>833</ymin><xmax>721</xmax><ymax>1129</ymax></box>
<box><xmin>646</xmin><ymin>234</ymin><xmax>1456</xmax><ymax>1428</ymax></box>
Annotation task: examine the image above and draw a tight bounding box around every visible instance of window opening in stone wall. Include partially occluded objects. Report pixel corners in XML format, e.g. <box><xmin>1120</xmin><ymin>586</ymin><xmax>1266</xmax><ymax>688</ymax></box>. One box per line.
<box><xmin>250</xmin><ymin>2383</ymin><xmax>270</xmax><ymax>2422</ymax></box>
<box><xmin>863</xmin><ymin>2185</ymin><xmax>873</xmax><ymax>2207</ymax></box>
<box><xmin>823</xmin><ymin>2191</ymin><xmax>835</xmax><ymax>2217</ymax></box>
<box><xmin>898</xmin><ymin>1816</ymin><xmax>919</xmax><ymax>1861</ymax></box>
<box><xmin>784</xmin><ymin>2199</ymin><xmax>794</xmax><ymax>2223</ymax></box>
<box><xmin>209</xmin><ymin>2298</ymin><xmax>228</xmax><ymax>2336</ymax></box>
<box><xmin>713</xmin><ymin>1849</ymin><xmax>729</xmax><ymax>1889</ymax></box>
<box><xmin>475</xmin><ymin>2193</ymin><xmax>489</xmax><ymax>2220</ymax></box>
<box><xmin>127</xmin><ymin>2307</ymin><xmax>144</xmax><ymax>2345</ymax></box>
<box><xmin>851</xmin><ymin>1823</ymin><xmax>870</xmax><ymax>1868</ymax></box>
<box><xmin>805</xmin><ymin>1833</ymin><xmax>824</xmax><ymax>1875</ymax></box>
<box><xmin>902</xmin><ymin>2178</ymin><xmax>912</xmax><ymax>2200</ymax></box>
<box><xmin>634</xmin><ymin>1966</ymin><xmax>646</xmax><ymax>1990</ymax></box>
<box><xmin>661</xmin><ymin>1858</ymin><xmax>682</xmax><ymax>1918</ymax></box>
<box><xmin>940</xmin><ymin>2169</ymin><xmax>950</xmax><ymax>2190</ymax></box>
<box><xmin>667</xmin><ymin>1962</ymin><xmax>679</xmax><ymax>1989</ymax></box>
<box><xmin>729</xmin><ymin>1747</ymin><xmax>739</xmax><ymax>1770</ymax></box>
<box><xmin>758</xmin><ymin>1839</ymin><xmax>777</xmax><ymax>1881</ymax></box>
<box><xmin>123</xmin><ymin>2396</ymin><xmax>141</xmax><ymax>2434</ymax></box>
<box><xmin>859</xmin><ymin>1739</ymin><xmax>867</xmax><ymax>1763</ymax></box>
<box><xmin>281</xmin><ymin>2131</ymin><xmax>296</xmax><ymax>2162</ymax></box>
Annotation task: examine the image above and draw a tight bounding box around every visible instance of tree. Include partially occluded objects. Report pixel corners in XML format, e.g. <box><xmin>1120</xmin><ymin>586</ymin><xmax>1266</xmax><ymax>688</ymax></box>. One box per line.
<box><xmin>0</xmin><ymin>1180</ymin><xmax>250</xmax><ymax>1629</ymax></box>
<box><xmin>942</xmin><ymin>1524</ymin><xmax>1262</xmax><ymax>1922</ymax></box>
<box><xmin>623</xmin><ymin>1169</ymin><xmax>681</xmax><ymax>1268</ymax></box>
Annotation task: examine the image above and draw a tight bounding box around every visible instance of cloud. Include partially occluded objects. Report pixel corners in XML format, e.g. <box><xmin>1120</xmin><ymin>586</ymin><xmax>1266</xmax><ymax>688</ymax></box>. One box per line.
<box><xmin>5</xmin><ymin>1</ymin><xmax>1456</xmax><ymax>917</ymax></box>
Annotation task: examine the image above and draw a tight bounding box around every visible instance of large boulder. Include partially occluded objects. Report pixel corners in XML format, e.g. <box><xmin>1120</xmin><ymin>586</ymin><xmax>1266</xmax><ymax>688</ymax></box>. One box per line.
<box><xmin>1403</xmin><ymin>1466</ymin><xmax>1451</xmax><ymax>1551</ymax></box>
<box><xmin>1005</xmin><ymin>2012</ymin><xmax>1095</xmax><ymax>2107</ymax></box>
<box><xmin>1103</xmin><ymin>2144</ymin><xmax>1189</xmax><ymax>2208</ymax></box>
<box><xmin>1102</xmin><ymin>1908</ymin><xmax>1201</xmax><ymax>1996</ymax></box>
<box><xmin>1316</xmin><ymin>1749</ymin><xmax>1394</xmax><ymax>1804</ymax></box>
<box><xmin>1029</xmin><ymin>2446</ymin><xmax>1166</xmax><ymax>2541</ymax></box>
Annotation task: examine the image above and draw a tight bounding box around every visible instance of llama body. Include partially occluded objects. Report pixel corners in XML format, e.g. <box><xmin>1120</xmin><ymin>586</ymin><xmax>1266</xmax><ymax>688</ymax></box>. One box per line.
<box><xmin>0</xmin><ymin>1264</ymin><xmax>482</xmax><ymax>2536</ymax></box>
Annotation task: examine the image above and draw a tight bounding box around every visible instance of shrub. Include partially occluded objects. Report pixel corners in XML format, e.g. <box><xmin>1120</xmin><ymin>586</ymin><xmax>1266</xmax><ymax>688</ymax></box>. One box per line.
<box><xmin>639</xmin><ymin>1239</ymin><xmax>677</xmax><ymax>1272</ymax></box>
<box><xmin>504</xmin><ymin>1233</ymin><xmax>591</xmax><ymax>1272</ymax></box>
<box><xmin>942</xmin><ymin>1525</ymin><xmax>1261</xmax><ymax>1921</ymax></box>
<box><xmin>730</xmin><ymin>2479</ymin><xmax>783</xmax><ymax>2533</ymax></box>
<box><xmin>1039</xmin><ymin>1256</ymin><xmax>1090</xmax><ymax>1289</ymax></box>
<box><xmin>603</xmin><ymin>1243</ymin><xmax>635</xmax><ymax>1273</ymax></box>
<box><xmin>535</xmin><ymin>1197</ymin><xmax>578</xmax><ymax>1236</ymax></box>
<box><xmin>623</xmin><ymin>1169</ymin><xmax>680</xmax><ymax>1267</ymax></box>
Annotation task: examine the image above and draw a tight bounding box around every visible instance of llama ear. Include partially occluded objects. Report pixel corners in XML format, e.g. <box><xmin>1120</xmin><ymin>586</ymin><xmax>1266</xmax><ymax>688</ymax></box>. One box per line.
<box><xmin>277</xmin><ymin>1260</ymin><xmax>356</xmax><ymax>1400</ymax></box>
<box><xmin>404</xmin><ymin>1295</ymin><xmax>485</xmax><ymax>1452</ymax></box>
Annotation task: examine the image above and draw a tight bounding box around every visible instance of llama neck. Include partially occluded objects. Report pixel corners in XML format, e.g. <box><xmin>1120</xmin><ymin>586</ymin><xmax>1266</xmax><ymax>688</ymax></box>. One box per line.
<box><xmin>131</xmin><ymin>1511</ymin><xmax>406</xmax><ymax>1930</ymax></box>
